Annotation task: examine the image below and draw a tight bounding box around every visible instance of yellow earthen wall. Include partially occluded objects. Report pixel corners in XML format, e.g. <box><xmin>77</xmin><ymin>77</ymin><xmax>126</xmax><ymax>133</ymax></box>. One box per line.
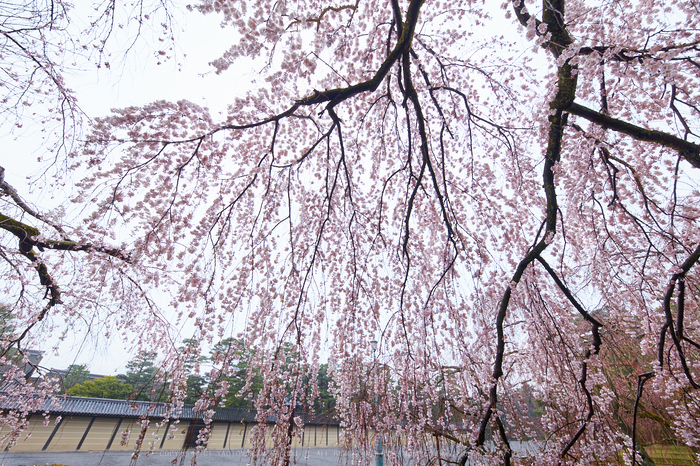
<box><xmin>2</xmin><ymin>414</ymin><xmax>342</xmax><ymax>452</ymax></box>
<box><xmin>3</xmin><ymin>414</ymin><xmax>57</xmax><ymax>452</ymax></box>
<box><xmin>206</xmin><ymin>421</ymin><xmax>228</xmax><ymax>449</ymax></box>
<box><xmin>159</xmin><ymin>419</ymin><xmax>190</xmax><ymax>450</ymax></box>
<box><xmin>77</xmin><ymin>417</ymin><xmax>119</xmax><ymax>451</ymax></box>
<box><xmin>44</xmin><ymin>416</ymin><xmax>93</xmax><ymax>451</ymax></box>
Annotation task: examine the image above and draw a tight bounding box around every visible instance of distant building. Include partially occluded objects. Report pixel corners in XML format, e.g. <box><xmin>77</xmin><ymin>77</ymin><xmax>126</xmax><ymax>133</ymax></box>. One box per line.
<box><xmin>46</xmin><ymin>367</ymin><xmax>105</xmax><ymax>384</ymax></box>
<box><xmin>0</xmin><ymin>349</ymin><xmax>43</xmax><ymax>379</ymax></box>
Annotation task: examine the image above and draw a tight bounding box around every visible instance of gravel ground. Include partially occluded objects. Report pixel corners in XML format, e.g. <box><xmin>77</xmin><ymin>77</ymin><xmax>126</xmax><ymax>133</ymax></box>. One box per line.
<box><xmin>0</xmin><ymin>448</ymin><xmax>355</xmax><ymax>466</ymax></box>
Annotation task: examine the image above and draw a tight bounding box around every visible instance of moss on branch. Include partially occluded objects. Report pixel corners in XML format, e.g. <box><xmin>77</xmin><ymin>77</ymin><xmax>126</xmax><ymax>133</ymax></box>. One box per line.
<box><xmin>0</xmin><ymin>212</ymin><xmax>40</xmax><ymax>243</ymax></box>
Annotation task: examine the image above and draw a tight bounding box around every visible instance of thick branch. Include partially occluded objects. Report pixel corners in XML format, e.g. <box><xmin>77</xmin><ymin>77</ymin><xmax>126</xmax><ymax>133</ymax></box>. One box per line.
<box><xmin>567</xmin><ymin>103</ymin><xmax>700</xmax><ymax>168</ymax></box>
<box><xmin>478</xmin><ymin>0</ymin><xmax>589</xmax><ymax>458</ymax></box>
<box><xmin>0</xmin><ymin>212</ymin><xmax>60</xmax><ymax>311</ymax></box>
<box><xmin>292</xmin><ymin>0</ymin><xmax>423</xmax><ymax>110</ymax></box>
<box><xmin>658</xmin><ymin>243</ymin><xmax>700</xmax><ymax>388</ymax></box>
<box><xmin>632</xmin><ymin>372</ymin><xmax>655</xmax><ymax>466</ymax></box>
<box><xmin>37</xmin><ymin>239</ymin><xmax>130</xmax><ymax>261</ymax></box>
<box><xmin>0</xmin><ymin>212</ymin><xmax>40</xmax><ymax>246</ymax></box>
<box><xmin>560</xmin><ymin>350</ymin><xmax>595</xmax><ymax>462</ymax></box>
<box><xmin>536</xmin><ymin>256</ymin><xmax>602</xmax><ymax>352</ymax></box>
<box><xmin>0</xmin><ymin>212</ymin><xmax>129</xmax><ymax>261</ymax></box>
<box><xmin>578</xmin><ymin>41</ymin><xmax>700</xmax><ymax>63</ymax></box>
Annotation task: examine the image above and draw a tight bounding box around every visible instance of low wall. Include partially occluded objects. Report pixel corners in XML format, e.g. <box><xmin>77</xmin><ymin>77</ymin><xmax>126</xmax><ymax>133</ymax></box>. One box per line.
<box><xmin>3</xmin><ymin>414</ymin><xmax>344</xmax><ymax>452</ymax></box>
<box><xmin>0</xmin><ymin>396</ymin><xmax>342</xmax><ymax>453</ymax></box>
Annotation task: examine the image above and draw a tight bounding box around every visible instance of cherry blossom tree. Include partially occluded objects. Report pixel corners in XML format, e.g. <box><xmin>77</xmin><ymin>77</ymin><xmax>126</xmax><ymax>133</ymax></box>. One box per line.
<box><xmin>0</xmin><ymin>0</ymin><xmax>176</xmax><ymax>446</ymax></box>
<box><xmin>3</xmin><ymin>0</ymin><xmax>700</xmax><ymax>464</ymax></box>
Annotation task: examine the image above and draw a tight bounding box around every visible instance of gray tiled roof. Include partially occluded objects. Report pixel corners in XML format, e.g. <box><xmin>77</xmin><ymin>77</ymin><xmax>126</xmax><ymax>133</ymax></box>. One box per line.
<box><xmin>1</xmin><ymin>395</ymin><xmax>338</xmax><ymax>425</ymax></box>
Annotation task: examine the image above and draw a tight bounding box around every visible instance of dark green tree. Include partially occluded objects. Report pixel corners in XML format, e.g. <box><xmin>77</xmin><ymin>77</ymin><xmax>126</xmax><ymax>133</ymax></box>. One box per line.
<box><xmin>179</xmin><ymin>339</ymin><xmax>207</xmax><ymax>405</ymax></box>
<box><xmin>0</xmin><ymin>306</ymin><xmax>15</xmax><ymax>340</ymax></box>
<box><xmin>119</xmin><ymin>352</ymin><xmax>164</xmax><ymax>401</ymax></box>
<box><xmin>63</xmin><ymin>364</ymin><xmax>90</xmax><ymax>391</ymax></box>
<box><xmin>311</xmin><ymin>364</ymin><xmax>336</xmax><ymax>415</ymax></box>
<box><xmin>210</xmin><ymin>338</ymin><xmax>262</xmax><ymax>409</ymax></box>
